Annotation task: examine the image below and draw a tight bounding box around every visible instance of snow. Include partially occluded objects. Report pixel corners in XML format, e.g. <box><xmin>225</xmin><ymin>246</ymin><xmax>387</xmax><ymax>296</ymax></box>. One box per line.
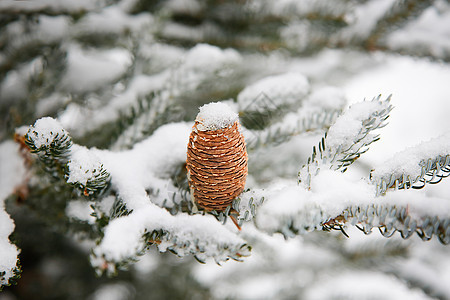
<box><xmin>165</xmin><ymin>0</ymin><xmax>203</xmax><ymax>15</ymax></box>
<box><xmin>338</xmin><ymin>0</ymin><xmax>396</xmax><ymax>42</ymax></box>
<box><xmin>237</xmin><ymin>72</ymin><xmax>310</xmax><ymax>110</ymax></box>
<box><xmin>58</xmin><ymin>44</ymin><xmax>242</xmax><ymax>136</ymax></box>
<box><xmin>195</xmin><ymin>102</ymin><xmax>238</xmax><ymax>131</ymax></box>
<box><xmin>394</xmin><ymin>241</ymin><xmax>450</xmax><ymax>298</ymax></box>
<box><xmin>132</xmin><ymin>251</ymin><xmax>158</xmax><ymax>275</ymax></box>
<box><xmin>2</xmin><ymin>0</ymin><xmax>450</xmax><ymax>294</ymax></box>
<box><xmin>139</xmin><ymin>42</ymin><xmax>185</xmax><ymax>72</ymax></box>
<box><xmin>386</xmin><ymin>2</ymin><xmax>450</xmax><ymax>59</ymax></box>
<box><xmin>172</xmin><ymin>43</ymin><xmax>242</xmax><ymax>93</ymax></box>
<box><xmin>0</xmin><ymin>0</ymin><xmax>95</xmax><ymax>14</ymax></box>
<box><xmin>0</xmin><ymin>58</ymin><xmax>44</xmax><ymax>102</ymax></box>
<box><xmin>27</xmin><ymin>117</ymin><xmax>68</xmax><ymax>149</ymax></box>
<box><xmin>66</xmin><ymin>145</ymin><xmax>105</xmax><ymax>187</ymax></box>
<box><xmin>255</xmin><ymin>170</ymin><xmax>374</xmax><ymax>234</ymax></box>
<box><xmin>86</xmin><ymin>121</ymin><xmax>249</xmax><ymax>266</ymax></box>
<box><xmin>74</xmin><ymin>6</ymin><xmax>153</xmax><ymax>36</ymax></box>
<box><xmin>255</xmin><ymin>165</ymin><xmax>450</xmax><ymax>237</ymax></box>
<box><xmin>0</xmin><ymin>141</ymin><xmax>26</xmax><ymax>285</ymax></box>
<box><xmin>183</xmin><ymin>44</ymin><xmax>241</xmax><ymax>72</ymax></box>
<box><xmin>193</xmin><ymin>224</ymin><xmax>341</xmax><ymax>299</ymax></box>
<box><xmin>65</xmin><ymin>200</ymin><xmax>96</xmax><ymax>224</ymax></box>
<box><xmin>305</xmin><ymin>271</ymin><xmax>430</xmax><ymax>300</ymax></box>
<box><xmin>372</xmin><ymin>132</ymin><xmax>450</xmax><ymax>183</ymax></box>
<box><xmin>96</xmin><ymin>122</ymin><xmax>191</xmax><ymax>210</ymax></box>
<box><xmin>61</xmin><ymin>45</ymin><xmax>132</xmax><ymax>93</ymax></box>
<box><xmin>306</xmin><ymin>86</ymin><xmax>347</xmax><ymax>110</ymax></box>
<box><xmin>36</xmin><ymin>15</ymin><xmax>70</xmax><ymax>42</ymax></box>
<box><xmin>89</xmin><ymin>282</ymin><xmax>135</xmax><ymax>300</ymax></box>
<box><xmin>94</xmin><ymin>205</ymin><xmax>245</xmax><ymax>263</ymax></box>
<box><xmin>343</xmin><ymin>54</ymin><xmax>450</xmax><ymax>170</ymax></box>
<box><xmin>326</xmin><ymin>98</ymin><xmax>389</xmax><ymax>150</ymax></box>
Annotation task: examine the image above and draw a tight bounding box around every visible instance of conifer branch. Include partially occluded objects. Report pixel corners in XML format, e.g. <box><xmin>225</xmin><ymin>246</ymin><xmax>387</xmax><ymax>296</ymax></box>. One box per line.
<box><xmin>299</xmin><ymin>95</ymin><xmax>393</xmax><ymax>187</ymax></box>
<box><xmin>24</xmin><ymin>118</ymin><xmax>111</xmax><ymax>197</ymax></box>
<box><xmin>111</xmin><ymin>91</ymin><xmax>184</xmax><ymax>150</ymax></box>
<box><xmin>65</xmin><ymin>146</ymin><xmax>111</xmax><ymax>197</ymax></box>
<box><xmin>244</xmin><ymin>108</ymin><xmax>340</xmax><ymax>150</ymax></box>
<box><xmin>326</xmin><ymin>204</ymin><xmax>450</xmax><ymax>244</ymax></box>
<box><xmin>366</xmin><ymin>0</ymin><xmax>433</xmax><ymax>50</ymax></box>
<box><xmin>24</xmin><ymin>119</ymin><xmax>249</xmax><ymax>270</ymax></box>
<box><xmin>371</xmin><ymin>132</ymin><xmax>450</xmax><ymax>195</ymax></box>
<box><xmin>374</xmin><ymin>154</ymin><xmax>450</xmax><ymax>196</ymax></box>
<box><xmin>24</xmin><ymin>117</ymin><xmax>73</xmax><ymax>176</ymax></box>
<box><xmin>91</xmin><ymin>206</ymin><xmax>251</xmax><ymax>275</ymax></box>
<box><xmin>252</xmin><ymin>184</ymin><xmax>450</xmax><ymax>244</ymax></box>
<box><xmin>0</xmin><ymin>1</ymin><xmax>92</xmax><ymax>17</ymax></box>
<box><xmin>0</xmin><ymin>261</ymin><xmax>21</xmax><ymax>291</ymax></box>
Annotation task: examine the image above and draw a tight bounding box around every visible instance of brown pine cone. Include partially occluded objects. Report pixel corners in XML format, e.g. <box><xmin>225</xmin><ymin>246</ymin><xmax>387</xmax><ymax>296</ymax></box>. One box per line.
<box><xmin>186</xmin><ymin>103</ymin><xmax>248</xmax><ymax>212</ymax></box>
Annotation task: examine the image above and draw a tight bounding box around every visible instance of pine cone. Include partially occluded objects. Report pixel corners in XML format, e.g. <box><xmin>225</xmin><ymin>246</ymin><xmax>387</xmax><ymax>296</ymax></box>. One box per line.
<box><xmin>186</xmin><ymin>103</ymin><xmax>248</xmax><ymax>212</ymax></box>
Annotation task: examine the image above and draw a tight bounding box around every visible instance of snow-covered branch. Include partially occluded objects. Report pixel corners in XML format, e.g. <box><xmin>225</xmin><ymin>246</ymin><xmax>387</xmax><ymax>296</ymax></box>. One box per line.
<box><xmin>299</xmin><ymin>95</ymin><xmax>392</xmax><ymax>187</ymax></box>
<box><xmin>241</xmin><ymin>83</ymin><xmax>346</xmax><ymax>150</ymax></box>
<box><xmin>371</xmin><ymin>132</ymin><xmax>450</xmax><ymax>195</ymax></box>
<box><xmin>22</xmin><ymin>118</ymin><xmax>251</xmax><ymax>273</ymax></box>
<box><xmin>251</xmin><ymin>170</ymin><xmax>450</xmax><ymax>244</ymax></box>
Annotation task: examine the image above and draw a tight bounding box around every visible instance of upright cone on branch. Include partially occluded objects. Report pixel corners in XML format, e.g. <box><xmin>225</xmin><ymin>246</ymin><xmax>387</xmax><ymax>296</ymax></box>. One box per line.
<box><xmin>186</xmin><ymin>102</ymin><xmax>248</xmax><ymax>212</ymax></box>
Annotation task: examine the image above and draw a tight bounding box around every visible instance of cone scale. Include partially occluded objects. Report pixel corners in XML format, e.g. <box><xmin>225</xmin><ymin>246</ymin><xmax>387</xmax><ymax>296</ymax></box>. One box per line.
<box><xmin>186</xmin><ymin>103</ymin><xmax>248</xmax><ymax>212</ymax></box>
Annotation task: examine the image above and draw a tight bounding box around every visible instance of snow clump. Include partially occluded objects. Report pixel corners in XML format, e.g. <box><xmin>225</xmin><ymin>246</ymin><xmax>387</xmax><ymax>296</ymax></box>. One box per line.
<box><xmin>196</xmin><ymin>102</ymin><xmax>238</xmax><ymax>131</ymax></box>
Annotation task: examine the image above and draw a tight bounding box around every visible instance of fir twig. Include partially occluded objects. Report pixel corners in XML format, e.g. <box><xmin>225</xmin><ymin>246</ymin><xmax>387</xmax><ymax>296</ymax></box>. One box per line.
<box><xmin>366</xmin><ymin>0</ymin><xmax>433</xmax><ymax>50</ymax></box>
<box><xmin>374</xmin><ymin>154</ymin><xmax>450</xmax><ymax>196</ymax></box>
<box><xmin>111</xmin><ymin>91</ymin><xmax>184</xmax><ymax>150</ymax></box>
<box><xmin>299</xmin><ymin>95</ymin><xmax>393</xmax><ymax>187</ymax></box>
<box><xmin>244</xmin><ymin>108</ymin><xmax>340</xmax><ymax>151</ymax></box>
<box><xmin>326</xmin><ymin>204</ymin><xmax>450</xmax><ymax>245</ymax></box>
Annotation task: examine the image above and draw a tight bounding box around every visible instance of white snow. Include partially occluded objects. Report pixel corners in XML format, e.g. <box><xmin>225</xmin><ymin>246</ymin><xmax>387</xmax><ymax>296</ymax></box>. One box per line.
<box><xmin>65</xmin><ymin>200</ymin><xmax>96</xmax><ymax>224</ymax></box>
<box><xmin>164</xmin><ymin>0</ymin><xmax>203</xmax><ymax>15</ymax></box>
<box><xmin>195</xmin><ymin>102</ymin><xmax>238</xmax><ymax>131</ymax></box>
<box><xmin>280</xmin><ymin>21</ymin><xmax>314</xmax><ymax>52</ymax></box>
<box><xmin>343</xmin><ymin>54</ymin><xmax>450</xmax><ymax>171</ymax></box>
<box><xmin>171</xmin><ymin>43</ymin><xmax>242</xmax><ymax>93</ymax></box>
<box><xmin>0</xmin><ymin>141</ymin><xmax>26</xmax><ymax>285</ymax></box>
<box><xmin>67</xmin><ymin>145</ymin><xmax>105</xmax><ymax>187</ymax></box>
<box><xmin>94</xmin><ymin>122</ymin><xmax>191</xmax><ymax>210</ymax></box>
<box><xmin>27</xmin><ymin>117</ymin><xmax>68</xmax><ymax>149</ymax></box>
<box><xmin>89</xmin><ymin>282</ymin><xmax>135</xmax><ymax>300</ymax></box>
<box><xmin>57</xmin><ymin>43</ymin><xmax>243</xmax><ymax>136</ymax></box>
<box><xmin>94</xmin><ymin>205</ymin><xmax>245</xmax><ymax>263</ymax></box>
<box><xmin>1</xmin><ymin>0</ymin><xmax>449</xmax><ymax>296</ymax></box>
<box><xmin>337</xmin><ymin>0</ymin><xmax>396</xmax><ymax>42</ymax></box>
<box><xmin>74</xmin><ymin>6</ymin><xmax>153</xmax><ymax>36</ymax></box>
<box><xmin>183</xmin><ymin>43</ymin><xmax>242</xmax><ymax>72</ymax></box>
<box><xmin>86</xmin><ymin>121</ymin><xmax>248</xmax><ymax>266</ymax></box>
<box><xmin>256</xmin><ymin>166</ymin><xmax>450</xmax><ymax>235</ymax></box>
<box><xmin>237</xmin><ymin>72</ymin><xmax>310</xmax><ymax>110</ymax></box>
<box><xmin>255</xmin><ymin>170</ymin><xmax>374</xmax><ymax>234</ymax></box>
<box><xmin>305</xmin><ymin>271</ymin><xmax>430</xmax><ymax>300</ymax></box>
<box><xmin>61</xmin><ymin>45</ymin><xmax>132</xmax><ymax>93</ymax></box>
<box><xmin>395</xmin><ymin>242</ymin><xmax>450</xmax><ymax>298</ymax></box>
<box><xmin>36</xmin><ymin>15</ymin><xmax>70</xmax><ymax>42</ymax></box>
<box><xmin>305</xmin><ymin>86</ymin><xmax>347</xmax><ymax>110</ymax></box>
<box><xmin>371</xmin><ymin>131</ymin><xmax>450</xmax><ymax>183</ymax></box>
<box><xmin>0</xmin><ymin>0</ymin><xmax>95</xmax><ymax>13</ymax></box>
<box><xmin>386</xmin><ymin>2</ymin><xmax>450</xmax><ymax>59</ymax></box>
<box><xmin>242</xmin><ymin>85</ymin><xmax>346</xmax><ymax>146</ymax></box>
<box><xmin>0</xmin><ymin>58</ymin><xmax>44</xmax><ymax>102</ymax></box>
<box><xmin>326</xmin><ymin>99</ymin><xmax>389</xmax><ymax>150</ymax></box>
